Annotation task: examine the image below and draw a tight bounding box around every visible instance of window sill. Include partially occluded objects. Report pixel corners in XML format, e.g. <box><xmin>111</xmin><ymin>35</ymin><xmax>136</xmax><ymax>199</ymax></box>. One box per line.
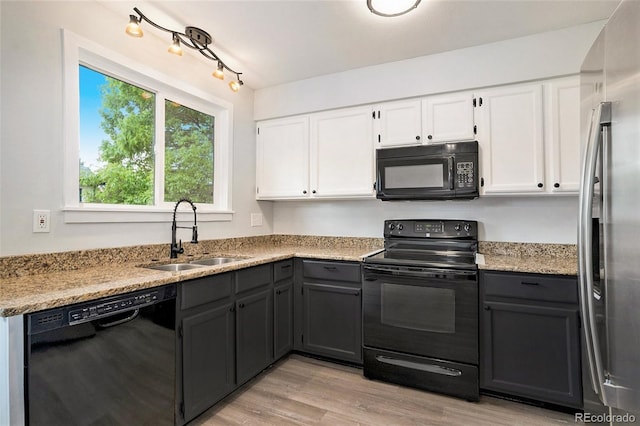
<box><xmin>63</xmin><ymin>206</ymin><xmax>234</xmax><ymax>224</ymax></box>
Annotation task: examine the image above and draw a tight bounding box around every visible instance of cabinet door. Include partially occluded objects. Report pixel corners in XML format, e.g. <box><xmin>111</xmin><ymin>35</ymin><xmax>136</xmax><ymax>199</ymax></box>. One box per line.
<box><xmin>422</xmin><ymin>92</ymin><xmax>475</xmax><ymax>143</ymax></box>
<box><xmin>374</xmin><ymin>99</ymin><xmax>422</xmax><ymax>148</ymax></box>
<box><xmin>480</xmin><ymin>301</ymin><xmax>582</xmax><ymax>408</ymax></box>
<box><xmin>256</xmin><ymin>116</ymin><xmax>309</xmax><ymax>199</ymax></box>
<box><xmin>274</xmin><ymin>282</ymin><xmax>293</xmax><ymax>360</ymax></box>
<box><xmin>182</xmin><ymin>303</ymin><xmax>235</xmax><ymax>423</ymax></box>
<box><xmin>476</xmin><ymin>83</ymin><xmax>545</xmax><ymax>194</ymax></box>
<box><xmin>545</xmin><ymin>77</ymin><xmax>580</xmax><ymax>193</ymax></box>
<box><xmin>302</xmin><ymin>282</ymin><xmax>362</xmax><ymax>363</ymax></box>
<box><xmin>235</xmin><ymin>289</ymin><xmax>273</xmax><ymax>385</ymax></box>
<box><xmin>309</xmin><ymin>107</ymin><xmax>375</xmax><ymax>198</ymax></box>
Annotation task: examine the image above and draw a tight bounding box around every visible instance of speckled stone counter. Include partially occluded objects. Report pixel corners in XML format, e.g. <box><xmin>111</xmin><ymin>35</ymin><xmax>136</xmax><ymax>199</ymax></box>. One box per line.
<box><xmin>478</xmin><ymin>241</ymin><xmax>578</xmax><ymax>276</ymax></box>
<box><xmin>0</xmin><ymin>235</ymin><xmax>383</xmax><ymax>317</ymax></box>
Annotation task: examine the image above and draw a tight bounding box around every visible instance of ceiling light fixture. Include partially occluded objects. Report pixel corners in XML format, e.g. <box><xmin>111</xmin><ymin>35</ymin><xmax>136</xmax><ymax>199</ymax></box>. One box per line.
<box><xmin>367</xmin><ymin>0</ymin><xmax>421</xmax><ymax>17</ymax></box>
<box><xmin>125</xmin><ymin>7</ymin><xmax>243</xmax><ymax>92</ymax></box>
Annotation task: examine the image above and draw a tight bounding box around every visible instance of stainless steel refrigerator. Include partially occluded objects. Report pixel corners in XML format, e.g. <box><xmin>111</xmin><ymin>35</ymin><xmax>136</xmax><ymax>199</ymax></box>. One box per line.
<box><xmin>578</xmin><ymin>0</ymin><xmax>640</xmax><ymax>423</ymax></box>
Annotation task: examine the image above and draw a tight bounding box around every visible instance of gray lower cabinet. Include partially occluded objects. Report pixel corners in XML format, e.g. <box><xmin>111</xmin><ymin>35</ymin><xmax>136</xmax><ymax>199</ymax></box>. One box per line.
<box><xmin>181</xmin><ymin>302</ymin><xmax>235</xmax><ymax>423</ymax></box>
<box><xmin>480</xmin><ymin>271</ymin><xmax>582</xmax><ymax>408</ymax></box>
<box><xmin>179</xmin><ymin>264</ymin><xmax>274</xmax><ymax>424</ymax></box>
<box><xmin>274</xmin><ymin>282</ymin><xmax>294</xmax><ymax>359</ymax></box>
<box><xmin>297</xmin><ymin>259</ymin><xmax>362</xmax><ymax>364</ymax></box>
<box><xmin>179</xmin><ymin>273</ymin><xmax>235</xmax><ymax>423</ymax></box>
<box><xmin>235</xmin><ymin>288</ymin><xmax>273</xmax><ymax>385</ymax></box>
<box><xmin>274</xmin><ymin>260</ymin><xmax>294</xmax><ymax>360</ymax></box>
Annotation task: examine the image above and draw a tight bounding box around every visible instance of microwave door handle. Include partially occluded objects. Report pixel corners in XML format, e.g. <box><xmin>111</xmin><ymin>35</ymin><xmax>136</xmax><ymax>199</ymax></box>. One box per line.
<box><xmin>448</xmin><ymin>157</ymin><xmax>455</xmax><ymax>190</ymax></box>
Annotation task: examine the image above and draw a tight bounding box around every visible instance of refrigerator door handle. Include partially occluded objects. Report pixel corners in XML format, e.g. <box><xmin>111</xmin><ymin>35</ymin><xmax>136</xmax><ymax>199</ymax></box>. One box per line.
<box><xmin>578</xmin><ymin>101</ymin><xmax>611</xmax><ymax>405</ymax></box>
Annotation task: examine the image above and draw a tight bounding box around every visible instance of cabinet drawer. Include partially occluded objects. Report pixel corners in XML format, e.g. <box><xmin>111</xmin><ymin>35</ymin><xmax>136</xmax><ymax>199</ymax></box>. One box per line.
<box><xmin>274</xmin><ymin>260</ymin><xmax>293</xmax><ymax>283</ymax></box>
<box><xmin>302</xmin><ymin>260</ymin><xmax>361</xmax><ymax>283</ymax></box>
<box><xmin>482</xmin><ymin>271</ymin><xmax>578</xmax><ymax>304</ymax></box>
<box><xmin>181</xmin><ymin>274</ymin><xmax>232</xmax><ymax>310</ymax></box>
<box><xmin>235</xmin><ymin>264</ymin><xmax>272</xmax><ymax>294</ymax></box>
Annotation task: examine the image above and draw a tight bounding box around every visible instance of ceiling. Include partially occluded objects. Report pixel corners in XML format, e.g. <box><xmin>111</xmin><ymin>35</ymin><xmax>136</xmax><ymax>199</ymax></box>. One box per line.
<box><xmin>103</xmin><ymin>0</ymin><xmax>620</xmax><ymax>90</ymax></box>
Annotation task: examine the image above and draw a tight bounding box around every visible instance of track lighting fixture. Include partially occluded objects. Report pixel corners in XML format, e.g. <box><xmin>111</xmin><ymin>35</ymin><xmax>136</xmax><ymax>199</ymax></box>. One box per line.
<box><xmin>125</xmin><ymin>7</ymin><xmax>243</xmax><ymax>92</ymax></box>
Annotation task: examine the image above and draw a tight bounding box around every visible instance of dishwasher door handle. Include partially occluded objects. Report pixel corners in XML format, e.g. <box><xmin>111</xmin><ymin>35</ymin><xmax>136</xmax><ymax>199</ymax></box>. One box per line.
<box><xmin>97</xmin><ymin>309</ymin><xmax>140</xmax><ymax>328</ymax></box>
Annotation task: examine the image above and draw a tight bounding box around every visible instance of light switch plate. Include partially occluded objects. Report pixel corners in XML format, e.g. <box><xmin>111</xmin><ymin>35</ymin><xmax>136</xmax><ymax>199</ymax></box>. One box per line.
<box><xmin>251</xmin><ymin>213</ymin><xmax>263</xmax><ymax>227</ymax></box>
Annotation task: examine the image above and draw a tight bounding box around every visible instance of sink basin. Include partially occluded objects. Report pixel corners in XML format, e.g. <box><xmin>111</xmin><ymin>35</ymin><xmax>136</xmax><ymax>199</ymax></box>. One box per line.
<box><xmin>145</xmin><ymin>263</ymin><xmax>204</xmax><ymax>272</ymax></box>
<box><xmin>190</xmin><ymin>256</ymin><xmax>249</xmax><ymax>266</ymax></box>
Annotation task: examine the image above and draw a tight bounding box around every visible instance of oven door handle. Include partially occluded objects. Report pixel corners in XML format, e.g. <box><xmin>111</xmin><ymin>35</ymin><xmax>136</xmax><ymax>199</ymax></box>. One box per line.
<box><xmin>363</xmin><ymin>264</ymin><xmax>476</xmax><ymax>280</ymax></box>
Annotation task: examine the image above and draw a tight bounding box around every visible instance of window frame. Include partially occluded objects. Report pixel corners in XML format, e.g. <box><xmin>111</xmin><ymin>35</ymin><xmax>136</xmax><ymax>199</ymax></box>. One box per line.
<box><xmin>62</xmin><ymin>29</ymin><xmax>233</xmax><ymax>223</ymax></box>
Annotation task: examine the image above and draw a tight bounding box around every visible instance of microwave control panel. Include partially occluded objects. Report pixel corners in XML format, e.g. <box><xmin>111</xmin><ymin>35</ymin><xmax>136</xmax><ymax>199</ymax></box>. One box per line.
<box><xmin>456</xmin><ymin>161</ymin><xmax>475</xmax><ymax>188</ymax></box>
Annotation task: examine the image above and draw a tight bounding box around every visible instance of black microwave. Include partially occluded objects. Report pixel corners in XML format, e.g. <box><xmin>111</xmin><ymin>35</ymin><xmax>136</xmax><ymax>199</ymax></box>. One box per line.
<box><xmin>375</xmin><ymin>141</ymin><xmax>479</xmax><ymax>201</ymax></box>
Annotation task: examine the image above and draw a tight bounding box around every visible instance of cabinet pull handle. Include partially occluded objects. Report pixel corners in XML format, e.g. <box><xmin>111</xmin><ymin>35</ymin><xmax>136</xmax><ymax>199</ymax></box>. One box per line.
<box><xmin>521</xmin><ymin>281</ymin><xmax>540</xmax><ymax>286</ymax></box>
<box><xmin>323</xmin><ymin>266</ymin><xmax>337</xmax><ymax>271</ymax></box>
<box><xmin>484</xmin><ymin>306</ymin><xmax>491</xmax><ymax>311</ymax></box>
<box><xmin>281</xmin><ymin>264</ymin><xmax>292</xmax><ymax>269</ymax></box>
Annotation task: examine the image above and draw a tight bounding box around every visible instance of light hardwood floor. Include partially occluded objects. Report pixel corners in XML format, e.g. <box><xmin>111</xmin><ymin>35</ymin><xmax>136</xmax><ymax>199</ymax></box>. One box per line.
<box><xmin>190</xmin><ymin>354</ymin><xmax>580</xmax><ymax>426</ymax></box>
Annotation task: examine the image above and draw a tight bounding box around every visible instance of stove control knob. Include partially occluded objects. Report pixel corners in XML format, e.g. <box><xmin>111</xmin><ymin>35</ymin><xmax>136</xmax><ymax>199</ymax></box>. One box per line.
<box><xmin>388</xmin><ymin>223</ymin><xmax>395</xmax><ymax>231</ymax></box>
<box><xmin>464</xmin><ymin>223</ymin><xmax>472</xmax><ymax>232</ymax></box>
<box><xmin>454</xmin><ymin>223</ymin><xmax>461</xmax><ymax>232</ymax></box>
<box><xmin>397</xmin><ymin>224</ymin><xmax>404</xmax><ymax>231</ymax></box>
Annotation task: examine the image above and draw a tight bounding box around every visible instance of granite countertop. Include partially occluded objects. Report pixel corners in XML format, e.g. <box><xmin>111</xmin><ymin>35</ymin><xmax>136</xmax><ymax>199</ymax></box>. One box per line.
<box><xmin>477</xmin><ymin>241</ymin><xmax>578</xmax><ymax>276</ymax></box>
<box><xmin>0</xmin><ymin>240</ymin><xmax>382</xmax><ymax>317</ymax></box>
<box><xmin>0</xmin><ymin>236</ymin><xmax>578</xmax><ymax>317</ymax></box>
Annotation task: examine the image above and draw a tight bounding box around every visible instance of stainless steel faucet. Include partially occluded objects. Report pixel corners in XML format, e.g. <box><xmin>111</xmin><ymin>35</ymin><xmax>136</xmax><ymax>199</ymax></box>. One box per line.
<box><xmin>170</xmin><ymin>199</ymin><xmax>198</xmax><ymax>259</ymax></box>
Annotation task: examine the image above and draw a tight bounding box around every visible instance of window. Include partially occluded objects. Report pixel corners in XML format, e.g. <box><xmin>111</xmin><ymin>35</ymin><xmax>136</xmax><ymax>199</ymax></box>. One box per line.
<box><xmin>63</xmin><ymin>30</ymin><xmax>233</xmax><ymax>223</ymax></box>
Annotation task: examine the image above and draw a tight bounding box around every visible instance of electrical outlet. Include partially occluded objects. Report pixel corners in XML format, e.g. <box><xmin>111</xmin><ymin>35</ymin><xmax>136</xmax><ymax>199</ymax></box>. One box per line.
<box><xmin>250</xmin><ymin>213</ymin><xmax>263</xmax><ymax>227</ymax></box>
<box><xmin>33</xmin><ymin>210</ymin><xmax>50</xmax><ymax>233</ymax></box>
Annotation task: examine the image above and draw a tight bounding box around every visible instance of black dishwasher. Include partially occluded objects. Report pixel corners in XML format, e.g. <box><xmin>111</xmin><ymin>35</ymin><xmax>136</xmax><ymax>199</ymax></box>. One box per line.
<box><xmin>25</xmin><ymin>284</ymin><xmax>177</xmax><ymax>426</ymax></box>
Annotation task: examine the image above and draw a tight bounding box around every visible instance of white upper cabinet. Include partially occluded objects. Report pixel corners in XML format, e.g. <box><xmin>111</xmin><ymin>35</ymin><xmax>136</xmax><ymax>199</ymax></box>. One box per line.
<box><xmin>256</xmin><ymin>107</ymin><xmax>375</xmax><ymax>200</ymax></box>
<box><xmin>310</xmin><ymin>106</ymin><xmax>375</xmax><ymax>198</ymax></box>
<box><xmin>256</xmin><ymin>116</ymin><xmax>309</xmax><ymax>199</ymax></box>
<box><xmin>475</xmin><ymin>83</ymin><xmax>545</xmax><ymax>194</ymax></box>
<box><xmin>544</xmin><ymin>76</ymin><xmax>581</xmax><ymax>193</ymax></box>
<box><xmin>422</xmin><ymin>92</ymin><xmax>475</xmax><ymax>143</ymax></box>
<box><xmin>374</xmin><ymin>99</ymin><xmax>422</xmax><ymax>148</ymax></box>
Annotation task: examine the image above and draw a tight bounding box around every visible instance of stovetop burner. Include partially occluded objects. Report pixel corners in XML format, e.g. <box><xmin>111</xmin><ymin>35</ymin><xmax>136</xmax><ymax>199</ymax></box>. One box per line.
<box><xmin>364</xmin><ymin>219</ymin><xmax>479</xmax><ymax>270</ymax></box>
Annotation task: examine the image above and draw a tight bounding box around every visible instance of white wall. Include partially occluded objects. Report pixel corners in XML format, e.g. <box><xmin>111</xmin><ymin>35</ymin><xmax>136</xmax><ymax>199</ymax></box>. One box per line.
<box><xmin>258</xmin><ymin>21</ymin><xmax>606</xmax><ymax>244</ymax></box>
<box><xmin>273</xmin><ymin>197</ymin><xmax>579</xmax><ymax>244</ymax></box>
<box><xmin>254</xmin><ymin>20</ymin><xmax>605</xmax><ymax>120</ymax></box>
<box><xmin>0</xmin><ymin>1</ymin><xmax>272</xmax><ymax>256</ymax></box>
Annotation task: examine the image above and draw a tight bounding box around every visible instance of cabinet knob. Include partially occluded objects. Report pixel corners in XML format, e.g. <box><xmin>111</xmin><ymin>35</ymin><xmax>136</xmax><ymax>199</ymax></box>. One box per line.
<box><xmin>276</xmin><ymin>290</ymin><xmax>281</xmax><ymax>295</ymax></box>
<box><xmin>554</xmin><ymin>183</ymin><xmax>560</xmax><ymax>188</ymax></box>
<box><xmin>427</xmin><ymin>135</ymin><xmax>433</xmax><ymax>140</ymax></box>
<box><xmin>312</xmin><ymin>190</ymin><xmax>317</xmax><ymax>194</ymax></box>
<box><xmin>239</xmin><ymin>303</ymin><xmax>245</xmax><ymax>309</ymax></box>
<box><xmin>484</xmin><ymin>306</ymin><xmax>491</xmax><ymax>311</ymax></box>
<box><xmin>537</xmin><ymin>183</ymin><xmax>544</xmax><ymax>188</ymax></box>
<box><xmin>416</xmin><ymin>135</ymin><xmax>421</xmax><ymax>141</ymax></box>
<box><xmin>303</xmin><ymin>190</ymin><xmax>307</xmax><ymax>194</ymax></box>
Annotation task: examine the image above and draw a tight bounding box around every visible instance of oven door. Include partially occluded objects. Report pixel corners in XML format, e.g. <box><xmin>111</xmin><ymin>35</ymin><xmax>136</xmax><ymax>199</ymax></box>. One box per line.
<box><xmin>362</xmin><ymin>264</ymin><xmax>478</xmax><ymax>365</ymax></box>
<box><xmin>376</xmin><ymin>154</ymin><xmax>455</xmax><ymax>200</ymax></box>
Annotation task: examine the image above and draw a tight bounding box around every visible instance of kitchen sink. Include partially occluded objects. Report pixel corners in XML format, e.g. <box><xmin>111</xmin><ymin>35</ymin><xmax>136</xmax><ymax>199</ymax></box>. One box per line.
<box><xmin>145</xmin><ymin>263</ymin><xmax>205</xmax><ymax>272</ymax></box>
<box><xmin>190</xmin><ymin>256</ymin><xmax>249</xmax><ymax>266</ymax></box>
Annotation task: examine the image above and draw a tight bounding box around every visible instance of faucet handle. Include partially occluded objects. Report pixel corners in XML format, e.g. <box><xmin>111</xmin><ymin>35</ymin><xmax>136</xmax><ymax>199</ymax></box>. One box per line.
<box><xmin>191</xmin><ymin>226</ymin><xmax>198</xmax><ymax>244</ymax></box>
<box><xmin>178</xmin><ymin>239</ymin><xmax>184</xmax><ymax>255</ymax></box>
